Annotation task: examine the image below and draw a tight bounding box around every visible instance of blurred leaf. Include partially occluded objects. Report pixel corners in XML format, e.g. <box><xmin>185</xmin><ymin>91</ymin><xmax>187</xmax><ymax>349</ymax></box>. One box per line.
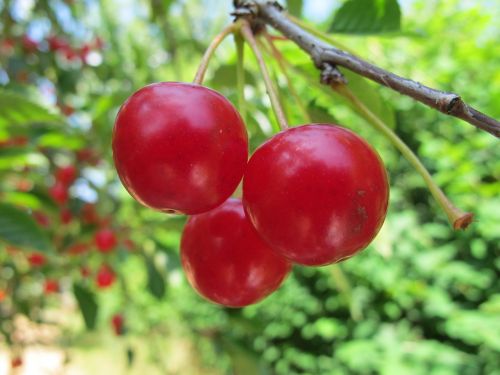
<box><xmin>37</xmin><ymin>132</ymin><xmax>86</xmax><ymax>150</ymax></box>
<box><xmin>0</xmin><ymin>203</ymin><xmax>52</xmax><ymax>252</ymax></box>
<box><xmin>329</xmin><ymin>0</ymin><xmax>401</xmax><ymax>34</ymax></box>
<box><xmin>222</xmin><ymin>337</ymin><xmax>271</xmax><ymax>375</ymax></box>
<box><xmin>0</xmin><ymin>90</ymin><xmax>63</xmax><ymax>128</ymax></box>
<box><xmin>210</xmin><ymin>64</ymin><xmax>255</xmax><ymax>89</ymax></box>
<box><xmin>308</xmin><ymin>98</ymin><xmax>338</xmax><ymax>123</ymax></box>
<box><xmin>145</xmin><ymin>256</ymin><xmax>166</xmax><ymax>299</ymax></box>
<box><xmin>126</xmin><ymin>346</ymin><xmax>135</xmax><ymax>368</ymax></box>
<box><xmin>73</xmin><ymin>283</ymin><xmax>98</xmax><ymax>330</ymax></box>
<box><xmin>286</xmin><ymin>0</ymin><xmax>303</xmax><ymax>17</ymax></box>
<box><xmin>342</xmin><ymin>69</ymin><xmax>396</xmax><ymax>128</ymax></box>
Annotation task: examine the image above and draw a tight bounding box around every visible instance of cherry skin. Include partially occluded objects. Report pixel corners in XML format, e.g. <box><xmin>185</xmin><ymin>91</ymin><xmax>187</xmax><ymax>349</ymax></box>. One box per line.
<box><xmin>55</xmin><ymin>165</ymin><xmax>77</xmax><ymax>186</ymax></box>
<box><xmin>243</xmin><ymin>124</ymin><xmax>389</xmax><ymax>266</ymax></box>
<box><xmin>112</xmin><ymin>82</ymin><xmax>248</xmax><ymax>215</ymax></box>
<box><xmin>181</xmin><ymin>198</ymin><xmax>291</xmax><ymax>307</ymax></box>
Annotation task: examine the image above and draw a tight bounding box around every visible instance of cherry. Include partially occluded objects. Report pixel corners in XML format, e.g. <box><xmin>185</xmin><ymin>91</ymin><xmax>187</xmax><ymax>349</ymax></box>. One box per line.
<box><xmin>47</xmin><ymin>35</ymin><xmax>69</xmax><ymax>52</ymax></box>
<box><xmin>112</xmin><ymin>82</ymin><xmax>248</xmax><ymax>215</ymax></box>
<box><xmin>96</xmin><ymin>265</ymin><xmax>116</xmax><ymax>288</ymax></box>
<box><xmin>28</xmin><ymin>252</ymin><xmax>46</xmax><ymax>267</ymax></box>
<box><xmin>243</xmin><ymin>124</ymin><xmax>389</xmax><ymax>266</ymax></box>
<box><xmin>80</xmin><ymin>265</ymin><xmax>91</xmax><ymax>278</ymax></box>
<box><xmin>111</xmin><ymin>314</ymin><xmax>125</xmax><ymax>335</ymax></box>
<box><xmin>181</xmin><ymin>198</ymin><xmax>291</xmax><ymax>307</ymax></box>
<box><xmin>60</xmin><ymin>208</ymin><xmax>73</xmax><ymax>224</ymax></box>
<box><xmin>0</xmin><ymin>289</ymin><xmax>6</xmax><ymax>302</ymax></box>
<box><xmin>33</xmin><ymin>211</ymin><xmax>50</xmax><ymax>227</ymax></box>
<box><xmin>49</xmin><ymin>182</ymin><xmax>69</xmax><ymax>205</ymax></box>
<box><xmin>94</xmin><ymin>228</ymin><xmax>117</xmax><ymax>253</ymax></box>
<box><xmin>67</xmin><ymin>242</ymin><xmax>89</xmax><ymax>256</ymax></box>
<box><xmin>44</xmin><ymin>279</ymin><xmax>59</xmax><ymax>294</ymax></box>
<box><xmin>55</xmin><ymin>165</ymin><xmax>77</xmax><ymax>186</ymax></box>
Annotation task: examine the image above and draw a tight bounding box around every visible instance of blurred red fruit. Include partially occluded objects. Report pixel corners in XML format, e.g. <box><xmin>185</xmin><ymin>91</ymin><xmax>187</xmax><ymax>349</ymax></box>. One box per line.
<box><xmin>0</xmin><ymin>136</ymin><xmax>28</xmax><ymax>148</ymax></box>
<box><xmin>67</xmin><ymin>242</ymin><xmax>89</xmax><ymax>255</ymax></box>
<box><xmin>60</xmin><ymin>208</ymin><xmax>73</xmax><ymax>224</ymax></box>
<box><xmin>47</xmin><ymin>35</ymin><xmax>69</xmax><ymax>51</ymax></box>
<box><xmin>28</xmin><ymin>252</ymin><xmax>46</xmax><ymax>267</ymax></box>
<box><xmin>76</xmin><ymin>148</ymin><xmax>100</xmax><ymax>165</ymax></box>
<box><xmin>11</xmin><ymin>356</ymin><xmax>23</xmax><ymax>368</ymax></box>
<box><xmin>33</xmin><ymin>211</ymin><xmax>50</xmax><ymax>227</ymax></box>
<box><xmin>55</xmin><ymin>165</ymin><xmax>77</xmax><ymax>186</ymax></box>
<box><xmin>123</xmin><ymin>238</ymin><xmax>135</xmax><ymax>251</ymax></box>
<box><xmin>94</xmin><ymin>228</ymin><xmax>117</xmax><ymax>253</ymax></box>
<box><xmin>96</xmin><ymin>265</ymin><xmax>116</xmax><ymax>288</ymax></box>
<box><xmin>44</xmin><ymin>279</ymin><xmax>59</xmax><ymax>294</ymax></box>
<box><xmin>111</xmin><ymin>314</ymin><xmax>124</xmax><ymax>335</ymax></box>
<box><xmin>15</xmin><ymin>178</ymin><xmax>32</xmax><ymax>192</ymax></box>
<box><xmin>93</xmin><ymin>36</ymin><xmax>105</xmax><ymax>50</ymax></box>
<box><xmin>59</xmin><ymin>103</ymin><xmax>75</xmax><ymax>116</ymax></box>
<box><xmin>0</xmin><ymin>38</ymin><xmax>15</xmax><ymax>55</ymax></box>
<box><xmin>81</xmin><ymin>203</ymin><xmax>100</xmax><ymax>224</ymax></box>
<box><xmin>49</xmin><ymin>182</ymin><xmax>69</xmax><ymax>205</ymax></box>
<box><xmin>0</xmin><ymin>289</ymin><xmax>6</xmax><ymax>302</ymax></box>
<box><xmin>22</xmin><ymin>34</ymin><xmax>38</xmax><ymax>52</ymax></box>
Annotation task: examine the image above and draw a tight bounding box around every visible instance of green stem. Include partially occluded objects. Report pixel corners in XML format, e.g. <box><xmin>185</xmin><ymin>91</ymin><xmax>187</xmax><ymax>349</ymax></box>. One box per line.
<box><xmin>193</xmin><ymin>22</ymin><xmax>240</xmax><ymax>85</ymax></box>
<box><xmin>262</xmin><ymin>32</ymin><xmax>312</xmax><ymax>123</ymax></box>
<box><xmin>335</xmin><ymin>85</ymin><xmax>473</xmax><ymax>230</ymax></box>
<box><xmin>240</xmin><ymin>21</ymin><xmax>288</xmax><ymax>131</ymax></box>
<box><xmin>234</xmin><ymin>32</ymin><xmax>247</xmax><ymax>125</ymax></box>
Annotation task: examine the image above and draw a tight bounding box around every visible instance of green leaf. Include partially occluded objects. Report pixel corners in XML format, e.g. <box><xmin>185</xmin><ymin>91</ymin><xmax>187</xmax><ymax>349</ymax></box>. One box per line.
<box><xmin>210</xmin><ymin>64</ymin><xmax>255</xmax><ymax>90</ymax></box>
<box><xmin>287</xmin><ymin>0</ymin><xmax>303</xmax><ymax>17</ymax></box>
<box><xmin>73</xmin><ymin>283</ymin><xmax>98</xmax><ymax>330</ymax></box>
<box><xmin>307</xmin><ymin>98</ymin><xmax>338</xmax><ymax>123</ymax></box>
<box><xmin>0</xmin><ymin>203</ymin><xmax>52</xmax><ymax>252</ymax></box>
<box><xmin>0</xmin><ymin>90</ymin><xmax>63</xmax><ymax>129</ymax></box>
<box><xmin>145</xmin><ymin>256</ymin><xmax>166</xmax><ymax>299</ymax></box>
<box><xmin>342</xmin><ymin>69</ymin><xmax>396</xmax><ymax>129</ymax></box>
<box><xmin>329</xmin><ymin>0</ymin><xmax>401</xmax><ymax>35</ymax></box>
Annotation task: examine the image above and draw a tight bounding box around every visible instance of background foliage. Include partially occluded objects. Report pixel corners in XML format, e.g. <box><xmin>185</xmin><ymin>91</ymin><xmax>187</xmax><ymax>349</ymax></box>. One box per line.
<box><xmin>0</xmin><ymin>0</ymin><xmax>499</xmax><ymax>373</ymax></box>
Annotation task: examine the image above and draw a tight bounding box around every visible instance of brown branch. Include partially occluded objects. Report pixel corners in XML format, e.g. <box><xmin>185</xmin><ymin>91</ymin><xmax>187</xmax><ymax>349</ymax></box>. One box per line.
<box><xmin>236</xmin><ymin>1</ymin><xmax>500</xmax><ymax>138</ymax></box>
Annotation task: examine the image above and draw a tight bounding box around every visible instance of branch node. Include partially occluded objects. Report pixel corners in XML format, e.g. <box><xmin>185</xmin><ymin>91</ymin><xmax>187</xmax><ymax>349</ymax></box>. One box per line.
<box><xmin>320</xmin><ymin>62</ymin><xmax>347</xmax><ymax>86</ymax></box>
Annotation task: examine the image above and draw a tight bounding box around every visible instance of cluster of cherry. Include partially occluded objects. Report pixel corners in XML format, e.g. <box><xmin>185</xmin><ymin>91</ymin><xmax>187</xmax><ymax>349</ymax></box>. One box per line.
<box><xmin>112</xmin><ymin>82</ymin><xmax>389</xmax><ymax>307</ymax></box>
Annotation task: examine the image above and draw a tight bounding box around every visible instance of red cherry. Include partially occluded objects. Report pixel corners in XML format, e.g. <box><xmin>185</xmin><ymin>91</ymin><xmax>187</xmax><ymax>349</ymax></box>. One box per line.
<box><xmin>111</xmin><ymin>314</ymin><xmax>124</xmax><ymax>335</ymax></box>
<box><xmin>0</xmin><ymin>289</ymin><xmax>7</xmax><ymax>302</ymax></box>
<box><xmin>96</xmin><ymin>265</ymin><xmax>116</xmax><ymax>288</ymax></box>
<box><xmin>49</xmin><ymin>182</ymin><xmax>69</xmax><ymax>205</ymax></box>
<box><xmin>112</xmin><ymin>82</ymin><xmax>248</xmax><ymax>215</ymax></box>
<box><xmin>28</xmin><ymin>252</ymin><xmax>46</xmax><ymax>267</ymax></box>
<box><xmin>94</xmin><ymin>228</ymin><xmax>117</xmax><ymax>253</ymax></box>
<box><xmin>243</xmin><ymin>124</ymin><xmax>389</xmax><ymax>266</ymax></box>
<box><xmin>47</xmin><ymin>35</ymin><xmax>69</xmax><ymax>51</ymax></box>
<box><xmin>81</xmin><ymin>203</ymin><xmax>100</xmax><ymax>224</ymax></box>
<box><xmin>60</xmin><ymin>208</ymin><xmax>73</xmax><ymax>224</ymax></box>
<box><xmin>44</xmin><ymin>279</ymin><xmax>59</xmax><ymax>294</ymax></box>
<box><xmin>181</xmin><ymin>198</ymin><xmax>291</xmax><ymax>307</ymax></box>
<box><xmin>55</xmin><ymin>165</ymin><xmax>77</xmax><ymax>186</ymax></box>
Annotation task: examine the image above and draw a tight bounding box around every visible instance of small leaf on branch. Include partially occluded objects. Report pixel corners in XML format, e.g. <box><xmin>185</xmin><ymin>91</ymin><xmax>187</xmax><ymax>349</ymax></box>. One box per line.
<box><xmin>73</xmin><ymin>283</ymin><xmax>98</xmax><ymax>330</ymax></box>
<box><xmin>329</xmin><ymin>0</ymin><xmax>401</xmax><ymax>34</ymax></box>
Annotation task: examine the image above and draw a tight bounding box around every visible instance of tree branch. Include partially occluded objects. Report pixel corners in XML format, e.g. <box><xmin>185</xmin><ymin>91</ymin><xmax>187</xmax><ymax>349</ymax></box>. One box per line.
<box><xmin>237</xmin><ymin>1</ymin><xmax>500</xmax><ymax>138</ymax></box>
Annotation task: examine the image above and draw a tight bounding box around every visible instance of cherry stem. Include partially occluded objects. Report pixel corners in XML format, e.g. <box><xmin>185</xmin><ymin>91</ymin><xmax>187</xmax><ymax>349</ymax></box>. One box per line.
<box><xmin>234</xmin><ymin>32</ymin><xmax>247</xmax><ymax>125</ymax></box>
<box><xmin>193</xmin><ymin>22</ymin><xmax>239</xmax><ymax>85</ymax></box>
<box><xmin>330</xmin><ymin>264</ymin><xmax>362</xmax><ymax>321</ymax></box>
<box><xmin>262</xmin><ymin>31</ymin><xmax>312</xmax><ymax>124</ymax></box>
<box><xmin>240</xmin><ymin>20</ymin><xmax>289</xmax><ymax>131</ymax></box>
<box><xmin>335</xmin><ymin>84</ymin><xmax>473</xmax><ymax>230</ymax></box>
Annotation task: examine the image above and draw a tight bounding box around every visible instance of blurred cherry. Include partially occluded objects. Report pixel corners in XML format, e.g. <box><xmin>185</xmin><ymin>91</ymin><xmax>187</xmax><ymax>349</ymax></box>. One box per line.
<box><xmin>0</xmin><ymin>289</ymin><xmax>6</xmax><ymax>302</ymax></box>
<box><xmin>80</xmin><ymin>266</ymin><xmax>91</xmax><ymax>278</ymax></box>
<box><xmin>111</xmin><ymin>314</ymin><xmax>124</xmax><ymax>335</ymax></box>
<box><xmin>60</xmin><ymin>208</ymin><xmax>73</xmax><ymax>224</ymax></box>
<box><xmin>96</xmin><ymin>265</ymin><xmax>116</xmax><ymax>288</ymax></box>
<box><xmin>55</xmin><ymin>165</ymin><xmax>77</xmax><ymax>186</ymax></box>
<box><xmin>44</xmin><ymin>279</ymin><xmax>59</xmax><ymax>294</ymax></box>
<box><xmin>47</xmin><ymin>35</ymin><xmax>69</xmax><ymax>52</ymax></box>
<box><xmin>81</xmin><ymin>203</ymin><xmax>100</xmax><ymax>224</ymax></box>
<box><xmin>49</xmin><ymin>182</ymin><xmax>69</xmax><ymax>205</ymax></box>
<box><xmin>22</xmin><ymin>34</ymin><xmax>38</xmax><ymax>52</ymax></box>
<box><xmin>28</xmin><ymin>252</ymin><xmax>46</xmax><ymax>267</ymax></box>
<box><xmin>67</xmin><ymin>242</ymin><xmax>89</xmax><ymax>256</ymax></box>
<box><xmin>94</xmin><ymin>228</ymin><xmax>117</xmax><ymax>253</ymax></box>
